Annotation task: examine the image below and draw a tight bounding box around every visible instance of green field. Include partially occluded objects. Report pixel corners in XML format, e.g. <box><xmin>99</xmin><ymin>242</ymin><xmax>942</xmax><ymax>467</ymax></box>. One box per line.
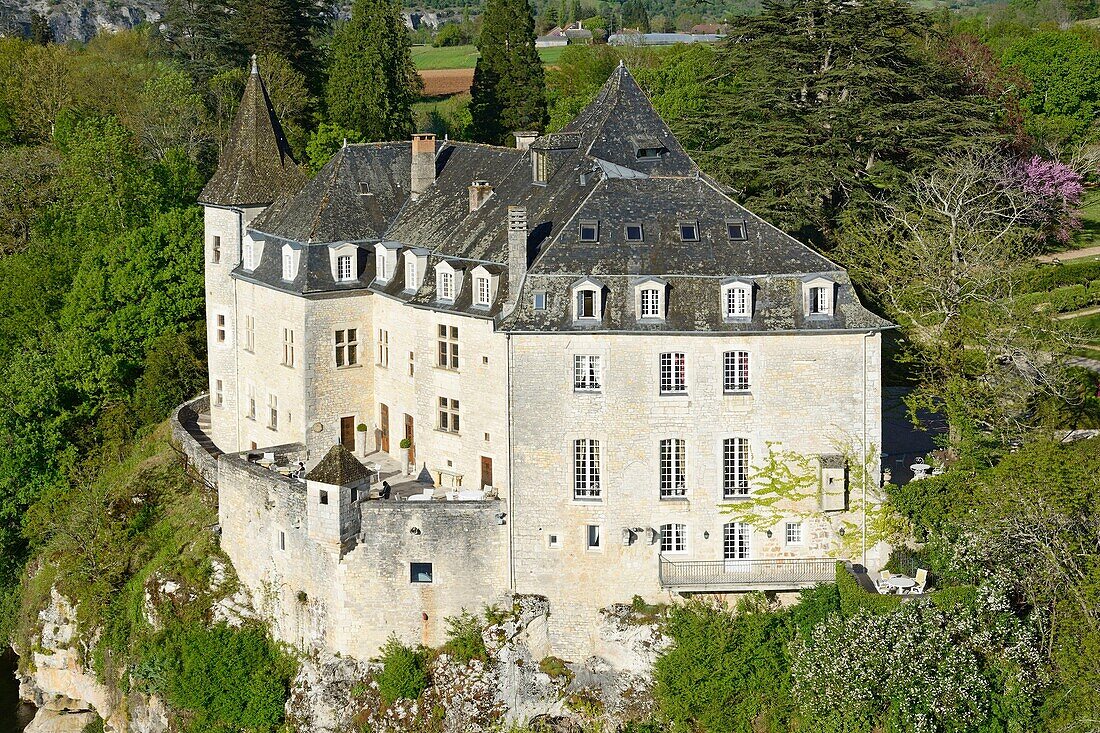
<box><xmin>412</xmin><ymin>44</ymin><xmax>568</xmax><ymax>69</ymax></box>
<box><xmin>1075</xmin><ymin>187</ymin><xmax>1100</xmax><ymax>249</ymax></box>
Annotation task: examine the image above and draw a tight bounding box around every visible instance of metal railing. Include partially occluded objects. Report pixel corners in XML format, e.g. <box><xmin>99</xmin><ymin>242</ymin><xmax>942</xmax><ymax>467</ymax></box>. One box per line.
<box><xmin>658</xmin><ymin>556</ymin><xmax>837</xmax><ymax>590</ymax></box>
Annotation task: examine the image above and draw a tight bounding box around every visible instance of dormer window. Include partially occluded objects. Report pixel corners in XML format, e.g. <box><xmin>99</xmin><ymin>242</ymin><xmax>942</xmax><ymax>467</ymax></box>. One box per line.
<box><xmin>438</xmin><ymin>271</ymin><xmax>455</xmax><ymax>301</ymax></box>
<box><xmin>532</xmin><ymin>150</ymin><xmax>548</xmax><ymax>184</ymax></box>
<box><xmin>358</xmin><ymin>182</ymin><xmax>371</xmax><ymax>195</ymax></box>
<box><xmin>470</xmin><ymin>265</ymin><xmax>498</xmax><ymax>307</ymax></box>
<box><xmin>579</xmin><ymin>220</ymin><xmax>599</xmax><ymax>242</ymax></box>
<box><xmin>572</xmin><ymin>277</ymin><xmax>603</xmax><ymax>321</ymax></box>
<box><xmin>376</xmin><ymin>251</ymin><xmax>388</xmax><ymax>280</ymax></box>
<box><xmin>337</xmin><ymin>254</ymin><xmax>354</xmax><ymax>281</ymax></box>
<box><xmin>722</xmin><ymin>280</ymin><xmax>753</xmax><ymax>320</ymax></box>
<box><xmin>242</xmin><ymin>241</ymin><xmax>255</xmax><ymax>270</ymax></box>
<box><xmin>631</xmin><ymin>136</ymin><xmax>666</xmax><ymax>162</ymax></box>
<box><xmin>403</xmin><ymin>248</ymin><xmax>428</xmax><ymax>291</ymax></box>
<box><xmin>634</xmin><ymin>277</ymin><xmax>667</xmax><ymax>321</ymax></box>
<box><xmin>374</xmin><ymin>242</ymin><xmax>399</xmax><ymax>283</ymax></box>
<box><xmin>726</xmin><ymin>220</ymin><xmax>747</xmax><ymax>240</ymax></box>
<box><xmin>476</xmin><ymin>277</ymin><xmax>491</xmax><ymax>305</ymax></box>
<box><xmin>640</xmin><ymin>289</ymin><xmax>660</xmax><ymax>318</ymax></box>
<box><xmin>803</xmin><ymin>277</ymin><xmax>835</xmax><ymax>317</ymax></box>
<box><xmin>406</xmin><ymin>258</ymin><xmax>417</xmax><ymax>288</ymax></box>
<box><xmin>625</xmin><ymin>223</ymin><xmax>644</xmax><ymax>242</ymax></box>
<box><xmin>281</xmin><ymin>249</ymin><xmax>294</xmax><ymax>281</ymax></box>
<box><xmin>678</xmin><ymin>221</ymin><xmax>699</xmax><ymax>242</ymax></box>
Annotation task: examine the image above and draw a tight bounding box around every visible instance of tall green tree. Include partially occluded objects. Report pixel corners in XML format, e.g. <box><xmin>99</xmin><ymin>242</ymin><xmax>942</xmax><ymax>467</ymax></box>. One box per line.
<box><xmin>470</xmin><ymin>0</ymin><xmax>548</xmax><ymax>144</ymax></box>
<box><xmin>325</xmin><ymin>0</ymin><xmax>420</xmax><ymax>142</ymax></box>
<box><xmin>227</xmin><ymin>0</ymin><xmax>325</xmax><ymax>87</ymax></box>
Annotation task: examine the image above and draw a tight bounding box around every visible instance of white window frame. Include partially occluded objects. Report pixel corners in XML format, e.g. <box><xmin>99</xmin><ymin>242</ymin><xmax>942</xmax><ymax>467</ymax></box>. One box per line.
<box><xmin>377</xmin><ymin>328</ymin><xmax>389</xmax><ymax>367</ymax></box>
<box><xmin>282</xmin><ymin>327</ymin><xmax>295</xmax><ymax>368</ymax></box>
<box><xmin>579</xmin><ymin>220</ymin><xmax>599</xmax><ymax>242</ymax></box>
<box><xmin>215</xmin><ymin>313</ymin><xmax>227</xmax><ymax>344</ymax></box>
<box><xmin>405</xmin><ymin>258</ymin><xmax>417</xmax><ymax>289</ymax></box>
<box><xmin>624</xmin><ymin>222</ymin><xmax>644</xmax><ymax>242</ymax></box>
<box><xmin>803</xmin><ymin>278</ymin><xmax>835</xmax><ymax>317</ymax></box>
<box><xmin>724</xmin><ymin>522</ymin><xmax>751</xmax><ymax>560</ymax></box>
<box><xmin>640</xmin><ymin>288</ymin><xmax>661</xmax><ymax>319</ymax></box>
<box><xmin>533</xmin><ymin>291</ymin><xmax>547</xmax><ymax>310</ymax></box>
<box><xmin>242</xmin><ymin>241</ymin><xmax>255</xmax><ymax>270</ymax></box>
<box><xmin>585</xmin><ymin>524</ymin><xmax>601</xmax><ymax>551</ymax></box>
<box><xmin>437</xmin><ymin>270</ymin><xmax>455</xmax><ymax>301</ymax></box>
<box><xmin>268</xmin><ymin>393</ymin><xmax>278</xmax><ymax>430</ymax></box>
<box><xmin>785</xmin><ymin>521</ymin><xmax>803</xmax><ymax>546</ymax></box>
<box><xmin>281</xmin><ymin>247</ymin><xmax>295</xmax><ymax>281</ymax></box>
<box><xmin>723</xmin><ymin>283</ymin><xmax>752</xmax><ymax>319</ymax></box>
<box><xmin>337</xmin><ymin>254</ymin><xmax>354</xmax><ymax>282</ymax></box>
<box><xmin>809</xmin><ymin>286</ymin><xmax>829</xmax><ymax>314</ymax></box>
<box><xmin>660</xmin><ymin>523</ymin><xmax>687</xmax><ymax>553</ymax></box>
<box><xmin>723</xmin><ymin>437</ymin><xmax>751</xmax><ymax>498</ymax></box>
<box><xmin>376</xmin><ymin>251</ymin><xmax>388</xmax><ymax>281</ymax></box>
<box><xmin>573</xmin><ymin>439</ymin><xmax>601</xmax><ymax>500</ymax></box>
<box><xmin>437</xmin><ymin>324</ymin><xmax>459</xmax><ymax>370</ymax></box>
<box><xmin>659</xmin><ymin>352</ymin><xmax>687</xmax><ymax>395</ymax></box>
<box><xmin>214</xmin><ymin>378</ymin><xmax>224</xmax><ymax>407</ymax></box>
<box><xmin>726</xmin><ymin>220</ymin><xmax>747</xmax><ymax>241</ymax></box>
<box><xmin>438</xmin><ymin>396</ymin><xmax>460</xmax><ymax>433</ymax></box>
<box><xmin>659</xmin><ymin>438</ymin><xmax>687</xmax><ymax>499</ymax></box>
<box><xmin>678</xmin><ymin>221</ymin><xmax>699</xmax><ymax>242</ymax></box>
<box><xmin>244</xmin><ymin>314</ymin><xmax>255</xmax><ymax>352</ymax></box>
<box><xmin>211</xmin><ymin>235</ymin><xmax>221</xmax><ymax>264</ymax></box>
<box><xmin>723</xmin><ymin>350</ymin><xmax>750</xmax><ymax>393</ymax></box>
<box><xmin>573</xmin><ymin>355</ymin><xmax>601</xmax><ymax>392</ymax></box>
<box><xmin>476</xmin><ymin>276</ymin><xmax>491</xmax><ymax>306</ymax></box>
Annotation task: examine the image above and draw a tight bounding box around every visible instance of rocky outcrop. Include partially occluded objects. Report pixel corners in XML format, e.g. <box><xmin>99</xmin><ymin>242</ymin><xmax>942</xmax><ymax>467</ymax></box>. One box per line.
<box><xmin>0</xmin><ymin>0</ymin><xmax>161</xmax><ymax>43</ymax></box>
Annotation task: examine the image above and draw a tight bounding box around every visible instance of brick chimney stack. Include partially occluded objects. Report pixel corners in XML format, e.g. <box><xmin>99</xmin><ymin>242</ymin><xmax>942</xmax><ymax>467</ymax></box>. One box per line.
<box><xmin>469</xmin><ymin>180</ymin><xmax>494</xmax><ymax>212</ymax></box>
<box><xmin>507</xmin><ymin>206</ymin><xmax>528</xmax><ymax>309</ymax></box>
<box><xmin>410</xmin><ymin>133</ymin><xmax>436</xmax><ymax>200</ymax></box>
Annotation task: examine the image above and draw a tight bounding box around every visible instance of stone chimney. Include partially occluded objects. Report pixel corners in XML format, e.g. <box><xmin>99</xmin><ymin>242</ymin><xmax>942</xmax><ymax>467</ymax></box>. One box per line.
<box><xmin>507</xmin><ymin>206</ymin><xmax>528</xmax><ymax>308</ymax></box>
<box><xmin>469</xmin><ymin>180</ymin><xmax>494</xmax><ymax>212</ymax></box>
<box><xmin>410</xmin><ymin>133</ymin><xmax>436</xmax><ymax>200</ymax></box>
<box><xmin>513</xmin><ymin>131</ymin><xmax>539</xmax><ymax>151</ymax></box>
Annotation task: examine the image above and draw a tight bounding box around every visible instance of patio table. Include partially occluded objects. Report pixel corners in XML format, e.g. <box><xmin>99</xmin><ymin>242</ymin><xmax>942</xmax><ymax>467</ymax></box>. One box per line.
<box><xmin>884</xmin><ymin>576</ymin><xmax>916</xmax><ymax>593</ymax></box>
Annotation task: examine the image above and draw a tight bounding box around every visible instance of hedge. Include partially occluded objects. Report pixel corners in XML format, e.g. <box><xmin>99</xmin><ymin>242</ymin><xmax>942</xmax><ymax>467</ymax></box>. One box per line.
<box><xmin>1021</xmin><ymin>260</ymin><xmax>1100</xmax><ymax>294</ymax></box>
<box><xmin>1017</xmin><ymin>279</ymin><xmax>1100</xmax><ymax>314</ymax></box>
<box><xmin>836</xmin><ymin>562</ymin><xmax>904</xmax><ymax>616</ymax></box>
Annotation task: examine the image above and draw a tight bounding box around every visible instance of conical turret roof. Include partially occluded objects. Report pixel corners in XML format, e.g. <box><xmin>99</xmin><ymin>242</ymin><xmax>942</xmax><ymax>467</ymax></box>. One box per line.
<box><xmin>200</xmin><ymin>56</ymin><xmax>306</xmax><ymax>208</ymax></box>
<box><xmin>305</xmin><ymin>444</ymin><xmax>372</xmax><ymax>486</ymax></box>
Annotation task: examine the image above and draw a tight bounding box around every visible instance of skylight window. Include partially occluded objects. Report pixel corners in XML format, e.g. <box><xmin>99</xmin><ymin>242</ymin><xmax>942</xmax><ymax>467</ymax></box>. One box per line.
<box><xmin>579</xmin><ymin>220</ymin><xmax>599</xmax><ymax>242</ymax></box>
<box><xmin>726</xmin><ymin>221</ymin><xmax>747</xmax><ymax>240</ymax></box>
<box><xmin>625</xmin><ymin>223</ymin><xmax>644</xmax><ymax>242</ymax></box>
<box><xmin>358</xmin><ymin>182</ymin><xmax>371</xmax><ymax>195</ymax></box>
<box><xmin>533</xmin><ymin>291</ymin><xmax>547</xmax><ymax>310</ymax></box>
<box><xmin>678</xmin><ymin>221</ymin><xmax>699</xmax><ymax>242</ymax></box>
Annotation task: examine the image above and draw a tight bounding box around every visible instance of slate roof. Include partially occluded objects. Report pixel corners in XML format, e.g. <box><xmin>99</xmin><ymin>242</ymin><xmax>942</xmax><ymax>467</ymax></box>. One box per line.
<box><xmin>232</xmin><ymin>63</ymin><xmax>891</xmax><ymax>334</ymax></box>
<box><xmin>200</xmin><ymin>58</ymin><xmax>306</xmax><ymax>208</ymax></box>
<box><xmin>306</xmin><ymin>444</ymin><xmax>371</xmax><ymax>485</ymax></box>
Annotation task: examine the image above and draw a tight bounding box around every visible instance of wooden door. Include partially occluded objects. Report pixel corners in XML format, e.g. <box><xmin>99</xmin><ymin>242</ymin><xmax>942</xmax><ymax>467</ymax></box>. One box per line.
<box><xmin>480</xmin><ymin>456</ymin><xmax>493</xmax><ymax>489</ymax></box>
<box><xmin>340</xmin><ymin>416</ymin><xmax>355</xmax><ymax>451</ymax></box>
<box><xmin>380</xmin><ymin>404</ymin><xmax>390</xmax><ymax>453</ymax></box>
<box><xmin>404</xmin><ymin>414</ymin><xmax>415</xmax><ymax>466</ymax></box>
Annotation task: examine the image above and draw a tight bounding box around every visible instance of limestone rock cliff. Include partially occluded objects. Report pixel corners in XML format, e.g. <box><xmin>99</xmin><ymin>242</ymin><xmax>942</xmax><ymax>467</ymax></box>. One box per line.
<box><xmin>0</xmin><ymin>0</ymin><xmax>161</xmax><ymax>42</ymax></box>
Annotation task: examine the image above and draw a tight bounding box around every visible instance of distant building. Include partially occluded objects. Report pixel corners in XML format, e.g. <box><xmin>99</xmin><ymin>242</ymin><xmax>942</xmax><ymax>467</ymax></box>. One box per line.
<box><xmin>690</xmin><ymin>22</ymin><xmax>728</xmax><ymax>35</ymax></box>
<box><xmin>609</xmin><ymin>31</ymin><xmax>724</xmax><ymax>46</ymax></box>
<box><xmin>536</xmin><ymin>21</ymin><xmax>593</xmax><ymax>47</ymax></box>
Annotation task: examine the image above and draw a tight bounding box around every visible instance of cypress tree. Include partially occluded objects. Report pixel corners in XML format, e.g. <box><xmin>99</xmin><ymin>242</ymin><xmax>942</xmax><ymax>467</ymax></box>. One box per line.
<box><xmin>229</xmin><ymin>0</ymin><xmax>324</xmax><ymax>86</ymax></box>
<box><xmin>470</xmin><ymin>0</ymin><xmax>548</xmax><ymax>145</ymax></box>
<box><xmin>325</xmin><ymin>0</ymin><xmax>420</xmax><ymax>142</ymax></box>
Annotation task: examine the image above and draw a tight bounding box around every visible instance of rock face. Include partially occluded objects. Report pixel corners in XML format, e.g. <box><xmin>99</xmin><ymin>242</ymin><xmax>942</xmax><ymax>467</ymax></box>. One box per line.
<box><xmin>0</xmin><ymin>0</ymin><xmax>162</xmax><ymax>43</ymax></box>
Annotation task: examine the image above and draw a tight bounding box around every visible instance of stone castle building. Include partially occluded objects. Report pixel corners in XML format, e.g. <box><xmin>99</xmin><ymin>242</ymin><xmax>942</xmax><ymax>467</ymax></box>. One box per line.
<box><xmin>194</xmin><ymin>58</ymin><xmax>891</xmax><ymax>660</ymax></box>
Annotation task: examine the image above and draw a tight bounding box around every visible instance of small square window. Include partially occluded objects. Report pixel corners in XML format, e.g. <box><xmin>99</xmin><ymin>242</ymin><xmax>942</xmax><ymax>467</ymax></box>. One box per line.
<box><xmin>533</xmin><ymin>291</ymin><xmax>547</xmax><ymax>310</ymax></box>
<box><xmin>579</xmin><ymin>220</ymin><xmax>599</xmax><ymax>242</ymax></box>
<box><xmin>358</xmin><ymin>181</ymin><xmax>371</xmax><ymax>195</ymax></box>
<box><xmin>319</xmin><ymin>490</ymin><xmax>329</xmax><ymax>505</ymax></box>
<box><xmin>482</xmin><ymin>355</ymin><xmax>489</xmax><ymax>364</ymax></box>
<box><xmin>410</xmin><ymin>562</ymin><xmax>433</xmax><ymax>583</ymax></box>
<box><xmin>625</xmin><ymin>223</ymin><xmax>643</xmax><ymax>242</ymax></box>
<box><xmin>548</xmin><ymin>533</ymin><xmax>562</xmax><ymax>549</ymax></box>
<box><xmin>678</xmin><ymin>222</ymin><xmax>699</xmax><ymax>242</ymax></box>
<box><xmin>726</xmin><ymin>221</ymin><xmax>746</xmax><ymax>240</ymax></box>
<box><xmin>586</xmin><ymin>524</ymin><xmax>601</xmax><ymax>549</ymax></box>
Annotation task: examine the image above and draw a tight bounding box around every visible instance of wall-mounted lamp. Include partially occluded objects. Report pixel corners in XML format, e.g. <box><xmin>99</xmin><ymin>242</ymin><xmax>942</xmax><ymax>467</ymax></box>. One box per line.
<box><xmin>838</xmin><ymin>527</ymin><xmax>846</xmax><ymax>537</ymax></box>
<box><xmin>766</xmin><ymin>529</ymin><xmax>773</xmax><ymax>538</ymax></box>
<box><xmin>703</xmin><ymin>531</ymin><xmax>710</xmax><ymax>539</ymax></box>
<box><xmin>410</xmin><ymin>527</ymin><xmax>421</xmax><ymax>535</ymax></box>
<box><xmin>495</xmin><ymin>512</ymin><xmax>507</xmax><ymax>526</ymax></box>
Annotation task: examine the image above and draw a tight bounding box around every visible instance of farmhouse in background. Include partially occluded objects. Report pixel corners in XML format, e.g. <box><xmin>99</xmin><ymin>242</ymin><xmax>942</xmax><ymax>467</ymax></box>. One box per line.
<box><xmin>183</xmin><ymin>57</ymin><xmax>891</xmax><ymax>661</ymax></box>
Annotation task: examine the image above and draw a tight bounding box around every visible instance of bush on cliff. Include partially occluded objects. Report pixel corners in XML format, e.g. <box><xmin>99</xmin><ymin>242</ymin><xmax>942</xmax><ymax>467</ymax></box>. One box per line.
<box><xmin>376</xmin><ymin>635</ymin><xmax>430</xmax><ymax>705</ymax></box>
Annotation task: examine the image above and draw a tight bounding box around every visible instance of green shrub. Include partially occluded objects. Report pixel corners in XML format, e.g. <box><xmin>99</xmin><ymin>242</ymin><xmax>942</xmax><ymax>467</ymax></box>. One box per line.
<box><xmin>788</xmin><ymin>582</ymin><xmax>840</xmax><ymax>640</ymax></box>
<box><xmin>1017</xmin><ymin>278</ymin><xmax>1100</xmax><ymax>313</ymax></box>
<box><xmin>376</xmin><ymin>635</ymin><xmax>429</xmax><ymax>705</ymax></box>
<box><xmin>930</xmin><ymin>584</ymin><xmax>978</xmax><ymax>611</ymax></box>
<box><xmin>142</xmin><ymin>622</ymin><xmax>296</xmax><ymax>733</ymax></box>
<box><xmin>836</xmin><ymin>563</ymin><xmax>904</xmax><ymax>616</ymax></box>
<box><xmin>442</xmin><ymin>609</ymin><xmax>487</xmax><ymax>664</ymax></box>
<box><xmin>538</xmin><ymin>655</ymin><xmax>574</xmax><ymax>684</ymax></box>
<box><xmin>1021</xmin><ymin>260</ymin><xmax>1100</xmax><ymax>293</ymax></box>
<box><xmin>654</xmin><ymin>597</ymin><xmax>791</xmax><ymax>732</ymax></box>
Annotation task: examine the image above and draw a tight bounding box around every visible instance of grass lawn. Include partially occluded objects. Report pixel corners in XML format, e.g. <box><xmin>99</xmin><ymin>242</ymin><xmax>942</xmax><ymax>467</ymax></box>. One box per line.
<box><xmin>412</xmin><ymin>44</ymin><xmax>569</xmax><ymax>70</ymax></box>
<box><xmin>1066</xmin><ymin>187</ymin><xmax>1100</xmax><ymax>251</ymax></box>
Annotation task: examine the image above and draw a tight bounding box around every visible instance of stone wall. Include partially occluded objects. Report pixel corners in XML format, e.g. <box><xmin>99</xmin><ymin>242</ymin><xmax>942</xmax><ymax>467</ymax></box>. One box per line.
<box><xmin>217</xmin><ymin>452</ymin><xmax>509</xmax><ymax>657</ymax></box>
<box><xmin>509</xmin><ymin>330</ymin><xmax>883</xmax><ymax>658</ymax></box>
<box><xmin>170</xmin><ymin>395</ymin><xmax>218</xmax><ymax>483</ymax></box>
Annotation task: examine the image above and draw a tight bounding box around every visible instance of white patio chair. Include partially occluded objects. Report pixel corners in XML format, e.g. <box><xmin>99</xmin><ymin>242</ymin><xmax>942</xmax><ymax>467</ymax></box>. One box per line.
<box><xmin>876</xmin><ymin>570</ymin><xmax>893</xmax><ymax>593</ymax></box>
<box><xmin>910</xmin><ymin>568</ymin><xmax>929</xmax><ymax>595</ymax></box>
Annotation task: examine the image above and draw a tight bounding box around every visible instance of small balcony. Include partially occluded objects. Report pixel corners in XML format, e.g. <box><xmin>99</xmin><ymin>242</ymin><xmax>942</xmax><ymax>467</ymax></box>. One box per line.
<box><xmin>658</xmin><ymin>556</ymin><xmax>837</xmax><ymax>592</ymax></box>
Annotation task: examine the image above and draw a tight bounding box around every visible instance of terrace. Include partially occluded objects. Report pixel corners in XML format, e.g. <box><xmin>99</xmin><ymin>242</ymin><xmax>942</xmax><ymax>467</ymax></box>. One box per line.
<box><xmin>658</xmin><ymin>556</ymin><xmax>837</xmax><ymax>592</ymax></box>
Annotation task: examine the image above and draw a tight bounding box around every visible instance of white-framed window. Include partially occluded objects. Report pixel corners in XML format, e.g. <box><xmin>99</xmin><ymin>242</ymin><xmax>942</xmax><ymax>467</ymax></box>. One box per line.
<box><xmin>437</xmin><ymin>325</ymin><xmax>458</xmax><ymax>369</ymax></box>
<box><xmin>408</xmin><ymin>350</ymin><xmax>415</xmax><ymax>376</ymax></box>
<box><xmin>215</xmin><ymin>314</ymin><xmax>227</xmax><ymax>344</ymax></box>
<box><xmin>573</xmin><ymin>355</ymin><xmax>601</xmax><ymax>392</ymax></box>
<box><xmin>660</xmin><ymin>523</ymin><xmax>687</xmax><ymax>553</ymax></box>
<box><xmin>573</xmin><ymin>439</ymin><xmax>601</xmax><ymax>500</ymax></box>
<box><xmin>726</xmin><ymin>220</ymin><xmax>747</xmax><ymax>240</ymax></box>
<box><xmin>438</xmin><ymin>270</ymin><xmax>455</xmax><ymax>301</ymax></box>
<box><xmin>723</xmin><ymin>437</ymin><xmax>750</xmax><ymax>498</ymax></box>
<box><xmin>678</xmin><ymin>221</ymin><xmax>699</xmax><ymax>242</ymax></box>
<box><xmin>376</xmin><ymin>251</ymin><xmax>389</xmax><ymax>281</ymax></box>
<box><xmin>725</xmin><ymin>285</ymin><xmax>750</xmax><ymax>318</ymax></box>
<box><xmin>533</xmin><ymin>291</ymin><xmax>546</xmax><ymax>310</ymax></box>
<box><xmin>723</xmin><ymin>351</ymin><xmax>750</xmax><ymax>393</ymax></box>
<box><xmin>214</xmin><ymin>378</ymin><xmax>224</xmax><ymax>407</ymax></box>
<box><xmin>579</xmin><ymin>220</ymin><xmax>599</xmax><ymax>242</ymax></box>
<box><xmin>659</xmin><ymin>438</ymin><xmax>686</xmax><ymax>498</ymax></box>
<box><xmin>724</xmin><ymin>522</ymin><xmax>750</xmax><ymax>560</ymax></box>
<box><xmin>659</xmin><ymin>352</ymin><xmax>687</xmax><ymax>394</ymax></box>
<box><xmin>244</xmin><ymin>315</ymin><xmax>255</xmax><ymax>352</ymax></box>
<box><xmin>282</xmin><ymin>250</ymin><xmax>294</xmax><ymax>280</ymax></box>
<box><xmin>585</xmin><ymin>524</ymin><xmax>601</xmax><ymax>550</ymax></box>
<box><xmin>335</xmin><ymin>328</ymin><xmax>358</xmax><ymax>367</ymax></box>
<box><xmin>809</xmin><ymin>286</ymin><xmax>830</xmax><ymax>315</ymax></box>
<box><xmin>532</xmin><ymin>150</ymin><xmax>548</xmax><ymax>183</ymax></box>
<box><xmin>577</xmin><ymin>290</ymin><xmax>597</xmax><ymax>319</ymax></box>
<box><xmin>785</xmin><ymin>521</ymin><xmax>803</xmax><ymax>545</ymax></box>
<box><xmin>438</xmin><ymin>397</ymin><xmax>460</xmax><ymax>433</ymax></box>
<box><xmin>337</xmin><ymin>254</ymin><xmax>354</xmax><ymax>281</ymax></box>
<box><xmin>242</xmin><ymin>241</ymin><xmax>254</xmax><ymax>270</ymax></box>
<box><xmin>358</xmin><ymin>181</ymin><xmax>370</xmax><ymax>195</ymax></box>
<box><xmin>212</xmin><ymin>235</ymin><xmax>221</xmax><ymax>264</ymax></box>
<box><xmin>625</xmin><ymin>223</ymin><xmax>644</xmax><ymax>242</ymax></box>
<box><xmin>246</xmin><ymin>384</ymin><xmax>256</xmax><ymax>420</ymax></box>
<box><xmin>405</xmin><ymin>258</ymin><xmax>417</xmax><ymax>289</ymax></box>
<box><xmin>268</xmin><ymin>393</ymin><xmax>278</xmax><ymax>429</ymax></box>
<box><xmin>475</xmin><ymin>276</ymin><xmax>491</xmax><ymax>306</ymax></box>
<box><xmin>376</xmin><ymin>329</ymin><xmax>389</xmax><ymax>367</ymax></box>
<box><xmin>282</xmin><ymin>328</ymin><xmax>295</xmax><ymax>367</ymax></box>
<box><xmin>640</xmin><ymin>288</ymin><xmax>661</xmax><ymax>318</ymax></box>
